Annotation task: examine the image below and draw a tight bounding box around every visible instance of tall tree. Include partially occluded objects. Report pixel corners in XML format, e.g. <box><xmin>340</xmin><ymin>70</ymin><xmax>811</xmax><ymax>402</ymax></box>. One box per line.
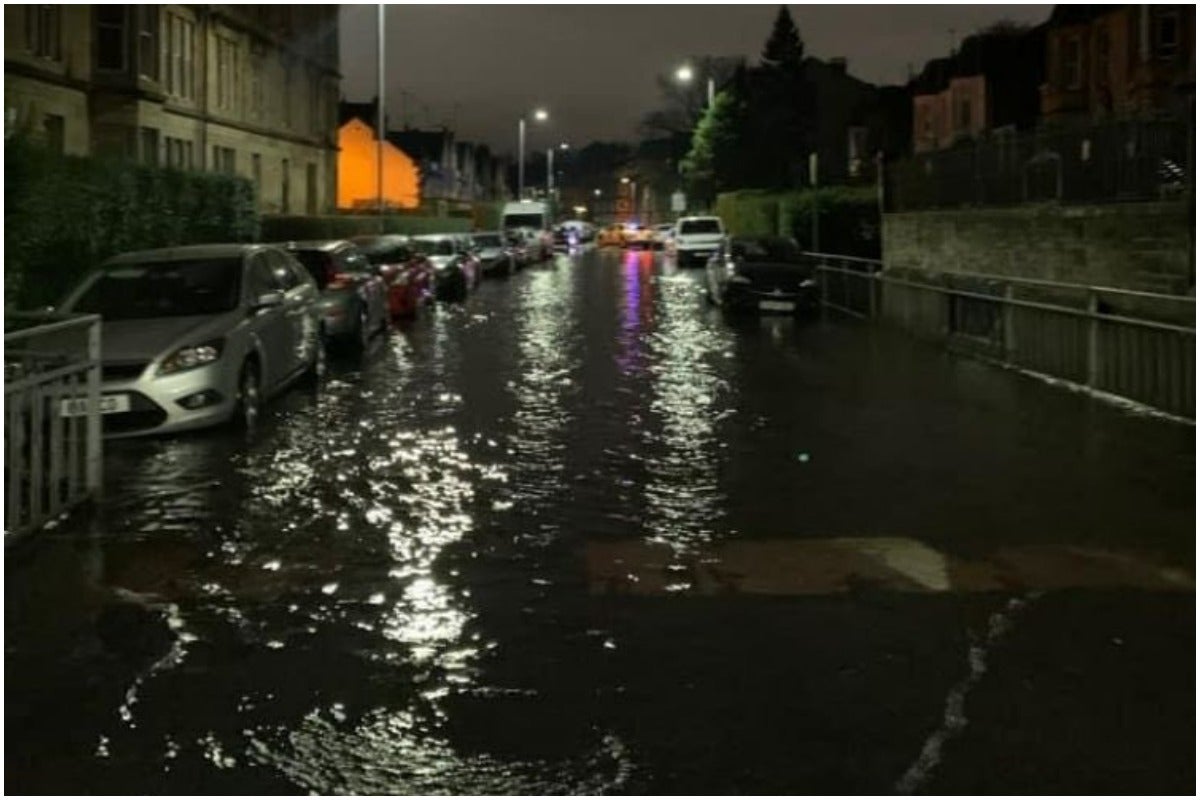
<box><xmin>761</xmin><ymin>6</ymin><xmax>804</xmax><ymax>71</ymax></box>
<box><xmin>681</xmin><ymin>86</ymin><xmax>750</xmax><ymax>205</ymax></box>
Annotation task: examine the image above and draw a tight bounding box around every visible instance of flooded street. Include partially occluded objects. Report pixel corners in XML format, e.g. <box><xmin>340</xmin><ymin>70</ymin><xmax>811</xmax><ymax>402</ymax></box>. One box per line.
<box><xmin>6</xmin><ymin>247</ymin><xmax>1195</xmax><ymax>794</ymax></box>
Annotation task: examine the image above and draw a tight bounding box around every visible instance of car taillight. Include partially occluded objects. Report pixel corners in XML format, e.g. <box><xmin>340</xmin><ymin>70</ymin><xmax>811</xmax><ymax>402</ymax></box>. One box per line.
<box><xmin>325</xmin><ymin>264</ymin><xmax>353</xmax><ymax>290</ymax></box>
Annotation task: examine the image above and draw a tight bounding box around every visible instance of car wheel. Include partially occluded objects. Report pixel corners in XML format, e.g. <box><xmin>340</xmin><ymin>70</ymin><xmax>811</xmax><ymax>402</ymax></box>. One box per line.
<box><xmin>235</xmin><ymin>360</ymin><xmax>262</xmax><ymax>431</ymax></box>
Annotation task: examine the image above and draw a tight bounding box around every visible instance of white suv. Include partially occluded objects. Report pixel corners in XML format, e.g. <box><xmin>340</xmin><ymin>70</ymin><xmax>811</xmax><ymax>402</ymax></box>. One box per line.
<box><xmin>672</xmin><ymin>216</ymin><xmax>725</xmax><ymax>267</ymax></box>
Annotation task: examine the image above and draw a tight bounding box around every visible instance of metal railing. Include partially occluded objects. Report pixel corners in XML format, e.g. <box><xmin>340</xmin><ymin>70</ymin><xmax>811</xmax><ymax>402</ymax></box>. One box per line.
<box><xmin>4</xmin><ymin>313</ymin><xmax>103</xmax><ymax>540</ymax></box>
<box><xmin>887</xmin><ymin>118</ymin><xmax>1193</xmax><ymax>211</ymax></box>
<box><xmin>808</xmin><ymin>252</ymin><xmax>1196</xmax><ymax>420</ymax></box>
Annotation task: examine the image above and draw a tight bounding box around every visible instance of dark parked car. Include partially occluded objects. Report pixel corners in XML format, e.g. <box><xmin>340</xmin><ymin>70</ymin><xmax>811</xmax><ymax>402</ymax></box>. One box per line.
<box><xmin>283</xmin><ymin>240</ymin><xmax>389</xmax><ymax>347</ymax></box>
<box><xmin>704</xmin><ymin>236</ymin><xmax>819</xmax><ymax>314</ymax></box>
<box><xmin>351</xmin><ymin>234</ymin><xmax>434</xmax><ymax>318</ymax></box>
<box><xmin>410</xmin><ymin>234</ymin><xmax>480</xmax><ymax>302</ymax></box>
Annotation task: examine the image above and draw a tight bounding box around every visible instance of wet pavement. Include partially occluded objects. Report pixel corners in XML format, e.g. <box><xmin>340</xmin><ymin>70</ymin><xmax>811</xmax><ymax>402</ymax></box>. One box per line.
<box><xmin>6</xmin><ymin>246</ymin><xmax>1195</xmax><ymax>794</ymax></box>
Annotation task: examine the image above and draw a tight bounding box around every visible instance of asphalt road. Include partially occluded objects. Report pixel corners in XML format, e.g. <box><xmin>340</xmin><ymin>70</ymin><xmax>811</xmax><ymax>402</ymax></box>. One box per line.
<box><xmin>6</xmin><ymin>245</ymin><xmax>1195</xmax><ymax>794</ymax></box>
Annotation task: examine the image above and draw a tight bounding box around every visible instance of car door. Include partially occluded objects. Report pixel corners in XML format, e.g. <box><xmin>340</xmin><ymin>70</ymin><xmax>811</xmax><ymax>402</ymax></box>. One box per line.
<box><xmin>340</xmin><ymin>247</ymin><xmax>384</xmax><ymax>330</ymax></box>
<box><xmin>245</xmin><ymin>252</ymin><xmax>293</xmax><ymax>391</ymax></box>
<box><xmin>267</xmin><ymin>247</ymin><xmax>316</xmax><ymax>378</ymax></box>
<box><xmin>279</xmin><ymin>249</ymin><xmax>322</xmax><ymax>370</ymax></box>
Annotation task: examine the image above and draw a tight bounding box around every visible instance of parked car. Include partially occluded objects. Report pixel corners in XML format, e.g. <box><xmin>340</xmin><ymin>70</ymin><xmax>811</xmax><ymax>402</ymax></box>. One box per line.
<box><xmin>56</xmin><ymin>244</ymin><xmax>324</xmax><ymax>437</ymax></box>
<box><xmin>598</xmin><ymin>224</ymin><xmax>626</xmax><ymax>247</ymax></box>
<box><xmin>704</xmin><ymin>235</ymin><xmax>819</xmax><ymax>315</ymax></box>
<box><xmin>283</xmin><ymin>240</ymin><xmax>388</xmax><ymax>347</ymax></box>
<box><xmin>350</xmin><ymin>234</ymin><xmax>434</xmax><ymax>318</ymax></box>
<box><xmin>652</xmin><ymin>223</ymin><xmax>675</xmax><ymax>250</ymax></box>
<box><xmin>506</xmin><ymin>231</ymin><xmax>533</xmax><ymax>268</ymax></box>
<box><xmin>411</xmin><ymin>234</ymin><xmax>480</xmax><ymax>301</ymax></box>
<box><xmin>673</xmin><ymin>215</ymin><xmax>726</xmax><ymax>267</ymax></box>
<box><xmin>471</xmin><ymin>232</ymin><xmax>516</xmax><ymax>276</ymax></box>
<box><xmin>624</xmin><ymin>225</ymin><xmax>655</xmax><ymax>250</ymax></box>
<box><xmin>454</xmin><ymin>234</ymin><xmax>485</xmax><ymax>283</ymax></box>
<box><xmin>502</xmin><ymin>201</ymin><xmax>552</xmax><ymax>260</ymax></box>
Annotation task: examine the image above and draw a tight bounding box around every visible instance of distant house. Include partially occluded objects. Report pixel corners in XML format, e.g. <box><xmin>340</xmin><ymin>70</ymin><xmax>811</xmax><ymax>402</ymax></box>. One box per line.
<box><xmin>802</xmin><ymin>57</ymin><xmax>911</xmax><ymax>183</ymax></box>
<box><xmin>336</xmin><ymin>117</ymin><xmax>420</xmax><ymax>210</ymax></box>
<box><xmin>910</xmin><ymin>24</ymin><xmax>1046</xmax><ymax>153</ymax></box>
<box><xmin>1040</xmin><ymin>4</ymin><xmax>1195</xmax><ymax>122</ymax></box>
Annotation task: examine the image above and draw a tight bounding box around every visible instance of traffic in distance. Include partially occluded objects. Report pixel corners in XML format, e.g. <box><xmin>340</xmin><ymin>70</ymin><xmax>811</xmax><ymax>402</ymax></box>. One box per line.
<box><xmin>52</xmin><ymin>204</ymin><xmax>819</xmax><ymax>439</ymax></box>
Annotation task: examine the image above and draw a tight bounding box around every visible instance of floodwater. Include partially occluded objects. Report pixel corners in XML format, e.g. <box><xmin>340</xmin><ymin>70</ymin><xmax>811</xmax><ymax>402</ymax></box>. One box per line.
<box><xmin>6</xmin><ymin>246</ymin><xmax>1195</xmax><ymax>794</ymax></box>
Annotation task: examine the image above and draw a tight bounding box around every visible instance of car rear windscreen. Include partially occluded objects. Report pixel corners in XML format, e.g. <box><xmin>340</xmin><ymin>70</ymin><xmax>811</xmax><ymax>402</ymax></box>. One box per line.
<box><xmin>290</xmin><ymin>251</ymin><xmax>336</xmax><ymax>289</ymax></box>
<box><xmin>679</xmin><ymin>219</ymin><xmax>722</xmax><ymax>235</ymax></box>
<box><xmin>72</xmin><ymin>259</ymin><xmax>242</xmax><ymax>319</ymax></box>
<box><xmin>503</xmin><ymin>214</ymin><xmax>543</xmax><ymax>229</ymax></box>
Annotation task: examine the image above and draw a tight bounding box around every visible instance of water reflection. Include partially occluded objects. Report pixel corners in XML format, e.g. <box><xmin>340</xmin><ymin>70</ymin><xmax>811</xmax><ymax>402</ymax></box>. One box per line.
<box><xmin>641</xmin><ymin>266</ymin><xmax>736</xmax><ymax>553</ymax></box>
<box><xmin>506</xmin><ymin>268</ymin><xmax>575</xmax><ymax>535</ymax></box>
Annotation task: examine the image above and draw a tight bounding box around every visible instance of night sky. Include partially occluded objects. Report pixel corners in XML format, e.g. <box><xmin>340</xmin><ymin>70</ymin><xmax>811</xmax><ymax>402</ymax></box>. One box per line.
<box><xmin>339</xmin><ymin>4</ymin><xmax>1052</xmax><ymax>155</ymax></box>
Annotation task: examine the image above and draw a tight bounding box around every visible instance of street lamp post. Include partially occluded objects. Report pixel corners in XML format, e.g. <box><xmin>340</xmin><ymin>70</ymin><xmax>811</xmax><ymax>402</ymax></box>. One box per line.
<box><xmin>376</xmin><ymin>3</ymin><xmax>385</xmax><ymax>224</ymax></box>
<box><xmin>518</xmin><ymin>108</ymin><xmax>548</xmax><ymax>199</ymax></box>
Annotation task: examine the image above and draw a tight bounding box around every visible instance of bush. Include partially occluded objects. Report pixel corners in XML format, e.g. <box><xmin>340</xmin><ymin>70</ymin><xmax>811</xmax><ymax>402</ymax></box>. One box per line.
<box><xmin>715</xmin><ymin>185</ymin><xmax>882</xmax><ymax>258</ymax></box>
<box><xmin>5</xmin><ymin>136</ymin><xmax>259</xmax><ymax>311</ymax></box>
<box><xmin>259</xmin><ymin>213</ymin><xmax>472</xmax><ymax>242</ymax></box>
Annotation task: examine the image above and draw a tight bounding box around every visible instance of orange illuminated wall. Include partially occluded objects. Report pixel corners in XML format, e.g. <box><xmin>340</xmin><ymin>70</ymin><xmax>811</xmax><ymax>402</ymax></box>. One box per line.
<box><xmin>337</xmin><ymin>118</ymin><xmax>421</xmax><ymax>210</ymax></box>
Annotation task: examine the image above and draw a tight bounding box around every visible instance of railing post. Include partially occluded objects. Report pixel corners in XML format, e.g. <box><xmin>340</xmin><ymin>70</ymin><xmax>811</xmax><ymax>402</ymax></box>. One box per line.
<box><xmin>85</xmin><ymin>319</ymin><xmax>102</xmax><ymax>496</ymax></box>
<box><xmin>1086</xmin><ymin>290</ymin><xmax>1100</xmax><ymax>388</ymax></box>
<box><xmin>1003</xmin><ymin>282</ymin><xmax>1016</xmax><ymax>362</ymax></box>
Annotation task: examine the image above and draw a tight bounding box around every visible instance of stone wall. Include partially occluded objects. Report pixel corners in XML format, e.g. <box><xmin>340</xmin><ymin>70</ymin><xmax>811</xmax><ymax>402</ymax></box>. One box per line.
<box><xmin>882</xmin><ymin>202</ymin><xmax>1194</xmax><ymax>295</ymax></box>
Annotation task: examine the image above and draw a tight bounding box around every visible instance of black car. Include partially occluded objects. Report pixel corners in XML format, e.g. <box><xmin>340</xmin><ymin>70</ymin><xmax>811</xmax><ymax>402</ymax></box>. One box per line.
<box><xmin>704</xmin><ymin>235</ymin><xmax>819</xmax><ymax>314</ymax></box>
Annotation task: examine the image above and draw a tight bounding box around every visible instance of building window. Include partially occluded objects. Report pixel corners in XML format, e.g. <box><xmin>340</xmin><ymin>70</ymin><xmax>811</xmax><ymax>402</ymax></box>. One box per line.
<box><xmin>137</xmin><ymin>6</ymin><xmax>159</xmax><ymax>81</ymax></box>
<box><xmin>165</xmin><ymin>137</ymin><xmax>194</xmax><ymax>170</ymax></box>
<box><xmin>251</xmin><ymin>153</ymin><xmax>262</xmax><ymax>192</ymax></box>
<box><xmin>43</xmin><ymin>114</ymin><xmax>64</xmax><ymax>154</ymax></box>
<box><xmin>1154</xmin><ymin>11</ymin><xmax>1180</xmax><ymax>60</ymax></box>
<box><xmin>141</xmin><ymin>127</ymin><xmax>159</xmax><ymax>166</ymax></box>
<box><xmin>306</xmin><ymin>163</ymin><xmax>317</xmax><ymax>214</ymax></box>
<box><xmin>282</xmin><ymin>158</ymin><xmax>291</xmax><ymax>213</ymax></box>
<box><xmin>1095</xmin><ymin>27</ymin><xmax>1110</xmax><ymax>87</ymax></box>
<box><xmin>212</xmin><ymin>145</ymin><xmax>235</xmax><ymax>174</ymax></box>
<box><xmin>26</xmin><ymin>5</ymin><xmax>61</xmax><ymax>60</ymax></box>
<box><xmin>249</xmin><ymin>46</ymin><xmax>265</xmax><ymax>121</ymax></box>
<box><xmin>96</xmin><ymin>6</ymin><xmax>129</xmax><ymax>71</ymax></box>
<box><xmin>1062</xmin><ymin>35</ymin><xmax>1083</xmax><ymax>90</ymax></box>
<box><xmin>164</xmin><ymin>14</ymin><xmax>195</xmax><ymax>100</ymax></box>
<box><xmin>282</xmin><ymin>59</ymin><xmax>293</xmax><ymax>128</ymax></box>
<box><xmin>216</xmin><ymin>35</ymin><xmax>240</xmax><ymax>113</ymax></box>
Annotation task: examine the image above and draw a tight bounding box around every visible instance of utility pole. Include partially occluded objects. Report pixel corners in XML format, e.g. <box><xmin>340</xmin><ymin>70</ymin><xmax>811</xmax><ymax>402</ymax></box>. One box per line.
<box><xmin>376</xmin><ymin>3</ymin><xmax>385</xmax><ymax>227</ymax></box>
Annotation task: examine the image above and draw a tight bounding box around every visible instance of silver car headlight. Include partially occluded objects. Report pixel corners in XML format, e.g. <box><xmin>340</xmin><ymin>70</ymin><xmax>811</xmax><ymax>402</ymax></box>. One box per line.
<box><xmin>157</xmin><ymin>338</ymin><xmax>224</xmax><ymax>376</ymax></box>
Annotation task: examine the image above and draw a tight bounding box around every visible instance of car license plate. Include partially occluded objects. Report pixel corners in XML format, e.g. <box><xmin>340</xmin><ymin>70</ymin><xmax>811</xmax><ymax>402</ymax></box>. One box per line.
<box><xmin>60</xmin><ymin>394</ymin><xmax>130</xmax><ymax>417</ymax></box>
<box><xmin>759</xmin><ymin>300</ymin><xmax>795</xmax><ymax>312</ymax></box>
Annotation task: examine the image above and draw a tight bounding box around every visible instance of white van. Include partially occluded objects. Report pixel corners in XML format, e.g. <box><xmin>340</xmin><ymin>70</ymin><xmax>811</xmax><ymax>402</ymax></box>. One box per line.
<box><xmin>502</xmin><ymin>201</ymin><xmax>551</xmax><ymax>260</ymax></box>
<box><xmin>672</xmin><ymin>215</ymin><xmax>725</xmax><ymax>267</ymax></box>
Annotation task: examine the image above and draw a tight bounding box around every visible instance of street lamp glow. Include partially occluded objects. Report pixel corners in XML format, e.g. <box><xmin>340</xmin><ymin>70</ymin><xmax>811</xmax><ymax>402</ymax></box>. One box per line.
<box><xmin>534</xmin><ymin>108</ymin><xmax>549</xmax><ymax>122</ymax></box>
<box><xmin>593</xmin><ymin>188</ymin><xmax>602</xmax><ymax>197</ymax></box>
<box><xmin>620</xmin><ymin>176</ymin><xmax>631</xmax><ymax>184</ymax></box>
<box><xmin>559</xmin><ymin>142</ymin><xmax>570</xmax><ymax>151</ymax></box>
<box><xmin>676</xmin><ymin>65</ymin><xmax>694</xmax><ymax>83</ymax></box>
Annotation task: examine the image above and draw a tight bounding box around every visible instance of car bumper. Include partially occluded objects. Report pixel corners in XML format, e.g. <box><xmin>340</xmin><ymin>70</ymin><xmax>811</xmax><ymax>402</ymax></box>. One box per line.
<box><xmin>724</xmin><ymin>285</ymin><xmax>819</xmax><ymax>313</ymax></box>
<box><xmin>86</xmin><ymin>360</ymin><xmax>240</xmax><ymax>438</ymax></box>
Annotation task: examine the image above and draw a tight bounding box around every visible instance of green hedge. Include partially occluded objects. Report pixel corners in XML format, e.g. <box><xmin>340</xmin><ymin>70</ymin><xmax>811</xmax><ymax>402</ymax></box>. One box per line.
<box><xmin>260</xmin><ymin>213</ymin><xmax>471</xmax><ymax>242</ymax></box>
<box><xmin>5</xmin><ymin>137</ymin><xmax>258</xmax><ymax>311</ymax></box>
<box><xmin>716</xmin><ymin>186</ymin><xmax>882</xmax><ymax>258</ymax></box>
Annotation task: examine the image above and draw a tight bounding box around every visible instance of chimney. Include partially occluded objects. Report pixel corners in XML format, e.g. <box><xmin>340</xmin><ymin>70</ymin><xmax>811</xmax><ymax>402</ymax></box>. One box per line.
<box><xmin>829</xmin><ymin>57</ymin><xmax>847</xmax><ymax>74</ymax></box>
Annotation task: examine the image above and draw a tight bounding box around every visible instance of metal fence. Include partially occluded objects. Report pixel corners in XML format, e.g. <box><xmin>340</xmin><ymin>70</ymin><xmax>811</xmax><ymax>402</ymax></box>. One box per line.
<box><xmin>4</xmin><ymin>313</ymin><xmax>103</xmax><ymax>540</ymax></box>
<box><xmin>887</xmin><ymin>118</ymin><xmax>1193</xmax><ymax>211</ymax></box>
<box><xmin>807</xmin><ymin>253</ymin><xmax>1196</xmax><ymax>419</ymax></box>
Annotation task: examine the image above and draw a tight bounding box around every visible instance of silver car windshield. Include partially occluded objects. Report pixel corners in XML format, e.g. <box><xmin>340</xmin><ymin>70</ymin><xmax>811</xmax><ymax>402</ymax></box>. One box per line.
<box><xmin>72</xmin><ymin>258</ymin><xmax>242</xmax><ymax>320</ymax></box>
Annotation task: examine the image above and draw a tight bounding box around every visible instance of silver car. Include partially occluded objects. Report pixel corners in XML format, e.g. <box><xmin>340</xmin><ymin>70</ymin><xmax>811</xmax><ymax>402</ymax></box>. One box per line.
<box><xmin>57</xmin><ymin>244</ymin><xmax>324</xmax><ymax>437</ymax></box>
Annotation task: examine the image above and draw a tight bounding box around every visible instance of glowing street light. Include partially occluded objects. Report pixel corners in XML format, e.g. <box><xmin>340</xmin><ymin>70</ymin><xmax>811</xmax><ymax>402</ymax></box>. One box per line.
<box><xmin>675</xmin><ymin>63</ymin><xmax>714</xmax><ymax>107</ymax></box>
<box><xmin>518</xmin><ymin>107</ymin><xmax>550</xmax><ymax>198</ymax></box>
